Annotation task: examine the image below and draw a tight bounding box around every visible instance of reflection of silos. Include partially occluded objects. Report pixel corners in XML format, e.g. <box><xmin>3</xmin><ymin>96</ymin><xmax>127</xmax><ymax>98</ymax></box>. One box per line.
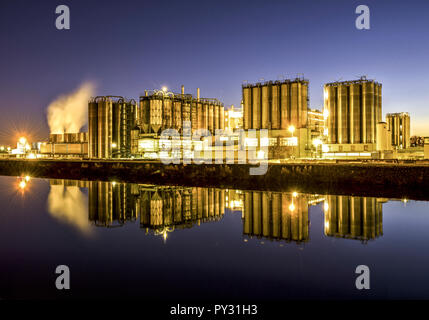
<box><xmin>252</xmin><ymin>192</ymin><xmax>262</xmax><ymax>236</ymax></box>
<box><xmin>262</xmin><ymin>193</ymin><xmax>270</xmax><ymax>237</ymax></box>
<box><xmin>88</xmin><ymin>101</ymin><xmax>98</xmax><ymax>158</ymax></box>
<box><xmin>243</xmin><ymin>192</ymin><xmax>253</xmax><ymax>235</ymax></box>
<box><xmin>325</xmin><ymin>195</ymin><xmax>383</xmax><ymax>241</ymax></box>
<box><xmin>98</xmin><ymin>181</ymin><xmax>112</xmax><ymax>224</ymax></box>
<box><xmin>88</xmin><ymin>181</ymin><xmax>99</xmax><ymax>221</ymax></box>
<box><xmin>271</xmin><ymin>193</ymin><xmax>281</xmax><ymax>238</ymax></box>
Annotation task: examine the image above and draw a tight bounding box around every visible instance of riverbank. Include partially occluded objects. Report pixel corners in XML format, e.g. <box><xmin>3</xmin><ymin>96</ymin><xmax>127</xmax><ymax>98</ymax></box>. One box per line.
<box><xmin>1</xmin><ymin>158</ymin><xmax>429</xmax><ymax>200</ymax></box>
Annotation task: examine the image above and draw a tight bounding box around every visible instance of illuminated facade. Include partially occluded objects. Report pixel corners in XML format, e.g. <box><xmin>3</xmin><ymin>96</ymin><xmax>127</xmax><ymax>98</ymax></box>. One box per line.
<box><xmin>386</xmin><ymin>112</ymin><xmax>410</xmax><ymax>149</ymax></box>
<box><xmin>323</xmin><ymin>77</ymin><xmax>382</xmax><ymax>158</ymax></box>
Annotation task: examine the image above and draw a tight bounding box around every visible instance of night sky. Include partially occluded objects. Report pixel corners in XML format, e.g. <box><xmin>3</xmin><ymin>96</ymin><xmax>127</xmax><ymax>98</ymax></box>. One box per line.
<box><xmin>1</xmin><ymin>0</ymin><xmax>429</xmax><ymax>144</ymax></box>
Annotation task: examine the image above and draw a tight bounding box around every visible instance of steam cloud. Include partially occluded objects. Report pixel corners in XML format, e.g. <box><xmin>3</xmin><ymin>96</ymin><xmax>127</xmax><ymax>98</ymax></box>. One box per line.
<box><xmin>47</xmin><ymin>184</ymin><xmax>92</xmax><ymax>235</ymax></box>
<box><xmin>47</xmin><ymin>82</ymin><xmax>95</xmax><ymax>134</ymax></box>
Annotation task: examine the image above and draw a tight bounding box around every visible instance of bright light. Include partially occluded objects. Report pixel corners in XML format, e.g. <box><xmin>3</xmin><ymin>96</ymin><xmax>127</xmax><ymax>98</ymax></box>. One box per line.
<box><xmin>162</xmin><ymin>86</ymin><xmax>167</xmax><ymax>92</ymax></box>
<box><xmin>257</xmin><ymin>150</ymin><xmax>265</xmax><ymax>159</ymax></box>
<box><xmin>312</xmin><ymin>139</ymin><xmax>322</xmax><ymax>147</ymax></box>
<box><xmin>25</xmin><ymin>176</ymin><xmax>31</xmax><ymax>182</ymax></box>
<box><xmin>25</xmin><ymin>144</ymin><xmax>31</xmax><ymax>151</ymax></box>
<box><xmin>19</xmin><ymin>180</ymin><xmax>27</xmax><ymax>189</ymax></box>
<box><xmin>260</xmin><ymin>137</ymin><xmax>269</xmax><ymax>147</ymax></box>
<box><xmin>289</xmin><ymin>203</ymin><xmax>295</xmax><ymax>211</ymax></box>
<box><xmin>324</xmin><ymin>221</ymin><xmax>330</xmax><ymax>229</ymax></box>
<box><xmin>111</xmin><ymin>143</ymin><xmax>117</xmax><ymax>148</ymax></box>
<box><xmin>27</xmin><ymin>153</ymin><xmax>36</xmax><ymax>159</ymax></box>
<box><xmin>322</xmin><ymin>144</ymin><xmax>330</xmax><ymax>153</ymax></box>
<box><xmin>288</xmin><ymin>125</ymin><xmax>295</xmax><ymax>135</ymax></box>
<box><xmin>19</xmin><ymin>137</ymin><xmax>27</xmax><ymax>145</ymax></box>
<box><xmin>112</xmin><ymin>181</ymin><xmax>117</xmax><ymax>186</ymax></box>
<box><xmin>324</xmin><ymin>202</ymin><xmax>329</xmax><ymax>211</ymax></box>
<box><xmin>323</xmin><ymin>128</ymin><xmax>328</xmax><ymax>136</ymax></box>
<box><xmin>323</xmin><ymin>109</ymin><xmax>329</xmax><ymax>119</ymax></box>
<box><xmin>292</xmin><ymin>191</ymin><xmax>298</xmax><ymax>197</ymax></box>
<box><xmin>324</xmin><ymin>90</ymin><xmax>329</xmax><ymax>100</ymax></box>
<box><xmin>0</xmin><ymin>146</ymin><xmax>4</xmax><ymax>151</ymax></box>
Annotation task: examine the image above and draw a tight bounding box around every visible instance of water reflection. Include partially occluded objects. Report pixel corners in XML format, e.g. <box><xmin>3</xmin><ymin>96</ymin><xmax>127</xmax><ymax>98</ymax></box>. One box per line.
<box><xmin>46</xmin><ymin>179</ymin><xmax>385</xmax><ymax>243</ymax></box>
<box><xmin>323</xmin><ymin>196</ymin><xmax>384</xmax><ymax>242</ymax></box>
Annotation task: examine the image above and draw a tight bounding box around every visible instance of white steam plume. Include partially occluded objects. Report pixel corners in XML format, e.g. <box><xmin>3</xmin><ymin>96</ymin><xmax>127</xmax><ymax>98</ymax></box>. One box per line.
<box><xmin>47</xmin><ymin>82</ymin><xmax>95</xmax><ymax>134</ymax></box>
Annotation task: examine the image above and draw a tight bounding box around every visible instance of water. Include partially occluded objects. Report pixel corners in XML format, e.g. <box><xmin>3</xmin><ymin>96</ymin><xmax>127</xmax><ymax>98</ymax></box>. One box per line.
<box><xmin>1</xmin><ymin>175</ymin><xmax>429</xmax><ymax>300</ymax></box>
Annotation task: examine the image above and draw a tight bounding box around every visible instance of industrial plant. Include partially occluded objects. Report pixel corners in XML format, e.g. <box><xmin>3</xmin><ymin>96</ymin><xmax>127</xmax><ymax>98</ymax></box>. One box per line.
<box><xmin>2</xmin><ymin>76</ymin><xmax>428</xmax><ymax>162</ymax></box>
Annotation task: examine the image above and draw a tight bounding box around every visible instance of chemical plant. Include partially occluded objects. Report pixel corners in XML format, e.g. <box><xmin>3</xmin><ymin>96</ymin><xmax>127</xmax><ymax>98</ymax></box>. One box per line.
<box><xmin>2</xmin><ymin>76</ymin><xmax>428</xmax><ymax>161</ymax></box>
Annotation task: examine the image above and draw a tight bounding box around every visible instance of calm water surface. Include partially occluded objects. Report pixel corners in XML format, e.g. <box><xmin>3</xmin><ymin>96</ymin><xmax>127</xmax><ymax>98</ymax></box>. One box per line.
<box><xmin>0</xmin><ymin>175</ymin><xmax>429</xmax><ymax>300</ymax></box>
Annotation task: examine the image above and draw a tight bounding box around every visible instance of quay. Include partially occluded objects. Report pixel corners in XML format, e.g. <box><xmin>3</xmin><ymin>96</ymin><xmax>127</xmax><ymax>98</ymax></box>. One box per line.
<box><xmin>1</xmin><ymin>158</ymin><xmax>429</xmax><ymax>200</ymax></box>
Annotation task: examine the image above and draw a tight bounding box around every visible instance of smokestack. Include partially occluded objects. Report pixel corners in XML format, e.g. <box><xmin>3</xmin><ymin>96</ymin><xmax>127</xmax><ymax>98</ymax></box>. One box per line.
<box><xmin>181</xmin><ymin>85</ymin><xmax>185</xmax><ymax>95</ymax></box>
<box><xmin>197</xmin><ymin>88</ymin><xmax>200</xmax><ymax>101</ymax></box>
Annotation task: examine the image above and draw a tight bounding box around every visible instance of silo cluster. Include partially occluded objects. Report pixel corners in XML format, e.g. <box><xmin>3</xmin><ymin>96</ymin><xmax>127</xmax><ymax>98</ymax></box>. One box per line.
<box><xmin>88</xmin><ymin>96</ymin><xmax>137</xmax><ymax>158</ymax></box>
<box><xmin>139</xmin><ymin>89</ymin><xmax>225</xmax><ymax>135</ymax></box>
<box><xmin>243</xmin><ymin>191</ymin><xmax>309</xmax><ymax>242</ymax></box>
<box><xmin>324</xmin><ymin>78</ymin><xmax>382</xmax><ymax>144</ymax></box>
<box><xmin>242</xmin><ymin>78</ymin><xmax>309</xmax><ymax>130</ymax></box>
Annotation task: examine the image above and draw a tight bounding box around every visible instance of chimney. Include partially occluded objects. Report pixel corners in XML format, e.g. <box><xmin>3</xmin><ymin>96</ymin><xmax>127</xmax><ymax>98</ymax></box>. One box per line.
<box><xmin>181</xmin><ymin>85</ymin><xmax>185</xmax><ymax>95</ymax></box>
<box><xmin>197</xmin><ymin>88</ymin><xmax>200</xmax><ymax>101</ymax></box>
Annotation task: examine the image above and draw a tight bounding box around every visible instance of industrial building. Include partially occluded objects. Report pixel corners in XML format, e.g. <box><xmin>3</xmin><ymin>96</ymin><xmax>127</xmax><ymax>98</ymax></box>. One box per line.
<box><xmin>386</xmin><ymin>112</ymin><xmax>410</xmax><ymax>149</ymax></box>
<box><xmin>324</xmin><ymin>195</ymin><xmax>384</xmax><ymax>242</ymax></box>
<box><xmin>39</xmin><ymin>133</ymin><xmax>88</xmax><ymax>158</ymax></box>
<box><xmin>88</xmin><ymin>96</ymin><xmax>137</xmax><ymax>159</ymax></box>
<box><xmin>224</xmin><ymin>105</ymin><xmax>243</xmax><ymax>130</ymax></box>
<box><xmin>323</xmin><ymin>76</ymin><xmax>382</xmax><ymax>157</ymax></box>
<box><xmin>241</xmin><ymin>77</ymin><xmax>310</xmax><ymax>159</ymax></box>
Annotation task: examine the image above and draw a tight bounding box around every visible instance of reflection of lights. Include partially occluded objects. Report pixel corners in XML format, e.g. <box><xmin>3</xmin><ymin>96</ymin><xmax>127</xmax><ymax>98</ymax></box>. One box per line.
<box><xmin>27</xmin><ymin>153</ymin><xmax>36</xmax><ymax>159</ymax></box>
<box><xmin>289</xmin><ymin>203</ymin><xmax>295</xmax><ymax>211</ymax></box>
<box><xmin>324</xmin><ymin>202</ymin><xmax>329</xmax><ymax>211</ymax></box>
<box><xmin>19</xmin><ymin>180</ymin><xmax>27</xmax><ymax>189</ymax></box>
<box><xmin>112</xmin><ymin>181</ymin><xmax>117</xmax><ymax>186</ymax></box>
<box><xmin>154</xmin><ymin>226</ymin><xmax>174</xmax><ymax>243</ymax></box>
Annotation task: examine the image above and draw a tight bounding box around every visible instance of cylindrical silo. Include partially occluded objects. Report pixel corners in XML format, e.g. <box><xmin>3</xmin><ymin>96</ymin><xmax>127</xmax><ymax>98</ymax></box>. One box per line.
<box><xmin>363</xmin><ymin>81</ymin><xmax>375</xmax><ymax>143</ymax></box>
<box><xmin>350</xmin><ymin>83</ymin><xmax>361</xmax><ymax>144</ymax></box>
<box><xmin>88</xmin><ymin>101</ymin><xmax>98</xmax><ymax>158</ymax></box>
<box><xmin>243</xmin><ymin>86</ymin><xmax>252</xmax><ymax>129</ymax></box>
<box><xmin>271</xmin><ymin>84</ymin><xmax>280</xmax><ymax>129</ymax></box>
<box><xmin>261</xmin><ymin>85</ymin><xmax>269</xmax><ymax>129</ymax></box>
<box><xmin>252</xmin><ymin>86</ymin><xmax>261</xmax><ymax>129</ymax></box>
<box><xmin>338</xmin><ymin>85</ymin><xmax>348</xmax><ymax>144</ymax></box>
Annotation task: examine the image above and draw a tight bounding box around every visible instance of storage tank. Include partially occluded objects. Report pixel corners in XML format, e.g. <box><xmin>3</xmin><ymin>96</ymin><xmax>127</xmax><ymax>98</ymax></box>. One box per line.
<box><xmin>271</xmin><ymin>84</ymin><xmax>280</xmax><ymax>129</ymax></box>
<box><xmin>261</xmin><ymin>85</ymin><xmax>269</xmax><ymax>129</ymax></box>
<box><xmin>243</xmin><ymin>87</ymin><xmax>251</xmax><ymax>130</ymax></box>
<box><xmin>363</xmin><ymin>81</ymin><xmax>375</xmax><ymax>143</ymax></box>
<box><xmin>280</xmin><ymin>83</ymin><xmax>289</xmax><ymax>129</ymax></box>
<box><xmin>338</xmin><ymin>85</ymin><xmax>348</xmax><ymax>144</ymax></box>
<box><xmin>376</xmin><ymin>122</ymin><xmax>388</xmax><ymax>151</ymax></box>
<box><xmin>350</xmin><ymin>83</ymin><xmax>361</xmax><ymax>144</ymax></box>
<box><xmin>219</xmin><ymin>106</ymin><xmax>225</xmax><ymax>130</ymax></box>
<box><xmin>252</xmin><ymin>86</ymin><xmax>261</xmax><ymax>129</ymax></box>
<box><xmin>97</xmin><ymin>99</ymin><xmax>112</xmax><ymax>159</ymax></box>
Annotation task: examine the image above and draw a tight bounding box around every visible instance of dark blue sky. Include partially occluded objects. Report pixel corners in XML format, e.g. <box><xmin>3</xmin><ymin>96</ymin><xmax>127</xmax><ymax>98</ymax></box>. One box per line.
<box><xmin>1</xmin><ymin>0</ymin><xmax>429</xmax><ymax>144</ymax></box>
